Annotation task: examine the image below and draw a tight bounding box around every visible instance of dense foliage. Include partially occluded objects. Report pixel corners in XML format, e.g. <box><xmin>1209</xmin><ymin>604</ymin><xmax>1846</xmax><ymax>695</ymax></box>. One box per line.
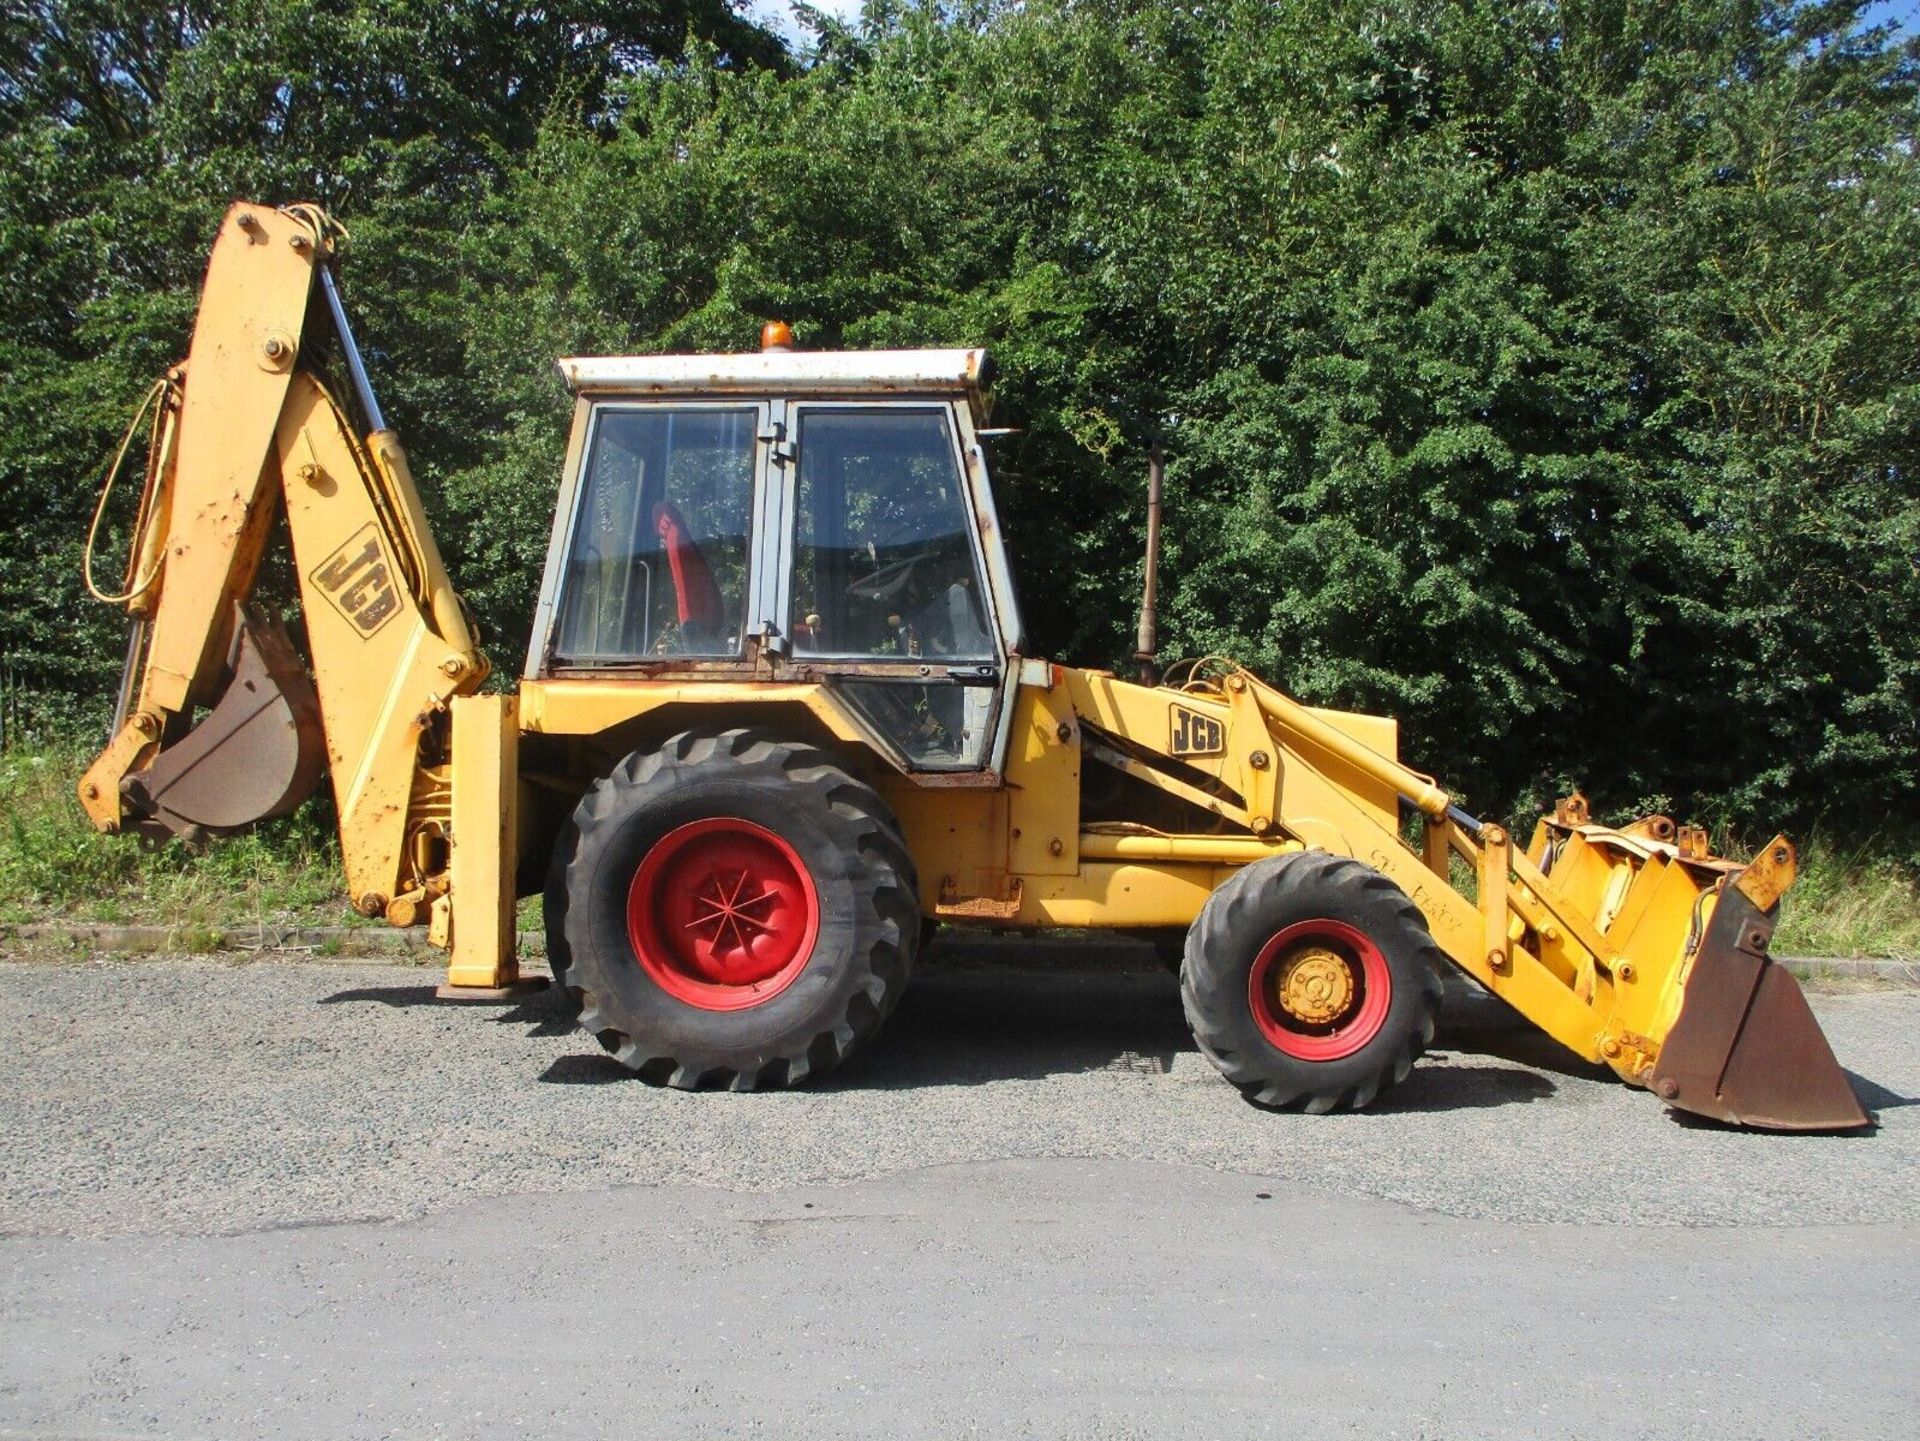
<box><xmin>3</xmin><ymin>0</ymin><xmax>1916</xmax><ymax>842</ymax></box>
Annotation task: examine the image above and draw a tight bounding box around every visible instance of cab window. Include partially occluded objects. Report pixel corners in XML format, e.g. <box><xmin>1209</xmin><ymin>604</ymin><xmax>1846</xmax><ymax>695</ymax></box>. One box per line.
<box><xmin>789</xmin><ymin>408</ymin><xmax>993</xmax><ymax>661</ymax></box>
<box><xmin>554</xmin><ymin>407</ymin><xmax>756</xmax><ymax>662</ymax></box>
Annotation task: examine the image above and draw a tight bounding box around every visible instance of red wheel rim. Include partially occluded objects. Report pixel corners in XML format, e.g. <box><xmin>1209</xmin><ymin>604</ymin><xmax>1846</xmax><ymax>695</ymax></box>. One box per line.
<box><xmin>626</xmin><ymin>817</ymin><xmax>820</xmax><ymax>1011</ymax></box>
<box><xmin>1247</xmin><ymin>918</ymin><xmax>1391</xmax><ymax>1061</ymax></box>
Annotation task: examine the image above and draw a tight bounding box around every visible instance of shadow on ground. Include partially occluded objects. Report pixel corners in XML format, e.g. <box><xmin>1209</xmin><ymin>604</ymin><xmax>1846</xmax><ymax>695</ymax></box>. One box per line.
<box><xmin>323</xmin><ymin>937</ymin><xmax>1569</xmax><ymax>1112</ymax></box>
<box><xmin>321</xmin><ymin>981</ymin><xmax>576</xmax><ymax>1037</ymax></box>
<box><xmin>822</xmin><ymin>963</ymin><xmax>1191</xmax><ymax>1090</ymax></box>
<box><xmin>1369</xmin><ymin>1063</ymin><xmax>1556</xmax><ymax>1112</ymax></box>
<box><xmin>1846</xmin><ymin>1071</ymin><xmax>1916</xmax><ymax>1112</ymax></box>
<box><xmin>1430</xmin><ymin>995</ymin><xmax>1615</xmax><ymax>1083</ymax></box>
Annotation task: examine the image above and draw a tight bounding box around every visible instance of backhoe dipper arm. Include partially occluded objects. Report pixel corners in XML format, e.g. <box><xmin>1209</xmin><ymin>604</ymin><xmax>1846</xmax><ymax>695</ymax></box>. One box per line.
<box><xmin>78</xmin><ymin>202</ymin><xmax>490</xmax><ymax>929</ymax></box>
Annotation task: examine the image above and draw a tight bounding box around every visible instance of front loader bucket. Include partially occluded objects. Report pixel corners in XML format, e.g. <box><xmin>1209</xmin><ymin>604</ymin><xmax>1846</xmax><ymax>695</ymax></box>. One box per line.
<box><xmin>1649</xmin><ymin>880</ymin><xmax>1869</xmax><ymax>1131</ymax></box>
<box><xmin>121</xmin><ymin>608</ymin><xmax>324</xmax><ymax>839</ymax></box>
<box><xmin>1476</xmin><ymin>814</ymin><xmax>1869</xmax><ymax>1134</ymax></box>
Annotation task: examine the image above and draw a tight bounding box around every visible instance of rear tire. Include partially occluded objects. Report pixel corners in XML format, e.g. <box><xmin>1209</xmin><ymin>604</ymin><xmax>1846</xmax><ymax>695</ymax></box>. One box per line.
<box><xmin>545</xmin><ymin>729</ymin><xmax>919</xmax><ymax>1089</ymax></box>
<box><xmin>1182</xmin><ymin>850</ymin><xmax>1441</xmax><ymax>1112</ymax></box>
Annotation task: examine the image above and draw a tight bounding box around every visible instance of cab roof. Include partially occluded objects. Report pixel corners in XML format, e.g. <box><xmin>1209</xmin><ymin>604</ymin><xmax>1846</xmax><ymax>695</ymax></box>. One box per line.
<box><xmin>554</xmin><ymin>348</ymin><xmax>994</xmax><ymax>422</ymax></box>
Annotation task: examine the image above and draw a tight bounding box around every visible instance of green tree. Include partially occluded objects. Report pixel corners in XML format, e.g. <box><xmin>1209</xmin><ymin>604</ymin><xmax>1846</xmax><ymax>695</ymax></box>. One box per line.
<box><xmin>0</xmin><ymin>0</ymin><xmax>784</xmax><ymax>729</ymax></box>
<box><xmin>3</xmin><ymin>0</ymin><xmax>1915</xmax><ymax>848</ymax></box>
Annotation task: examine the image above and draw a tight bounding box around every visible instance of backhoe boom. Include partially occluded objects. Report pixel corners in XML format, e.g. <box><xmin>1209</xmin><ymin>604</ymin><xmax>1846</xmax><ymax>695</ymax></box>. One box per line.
<box><xmin>78</xmin><ymin>202</ymin><xmax>509</xmax><ymax>976</ymax></box>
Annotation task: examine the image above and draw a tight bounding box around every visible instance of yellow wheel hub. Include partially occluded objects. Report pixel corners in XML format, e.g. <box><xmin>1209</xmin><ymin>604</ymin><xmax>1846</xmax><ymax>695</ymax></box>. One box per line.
<box><xmin>1275</xmin><ymin>947</ymin><xmax>1356</xmax><ymax>1025</ymax></box>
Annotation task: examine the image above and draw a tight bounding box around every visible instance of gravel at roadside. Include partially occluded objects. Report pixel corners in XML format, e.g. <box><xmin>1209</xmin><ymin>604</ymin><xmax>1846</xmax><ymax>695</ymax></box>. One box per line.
<box><xmin>1</xmin><ymin>950</ymin><xmax>1913</xmax><ymax>1239</ymax></box>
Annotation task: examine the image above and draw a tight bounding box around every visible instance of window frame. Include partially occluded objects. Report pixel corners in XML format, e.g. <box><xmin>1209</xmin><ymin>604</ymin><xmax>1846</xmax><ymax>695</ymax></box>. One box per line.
<box><xmin>530</xmin><ymin>397</ymin><xmax>773</xmax><ymax>676</ymax></box>
<box><xmin>782</xmin><ymin>401</ymin><xmax>1002</xmax><ymax>666</ymax></box>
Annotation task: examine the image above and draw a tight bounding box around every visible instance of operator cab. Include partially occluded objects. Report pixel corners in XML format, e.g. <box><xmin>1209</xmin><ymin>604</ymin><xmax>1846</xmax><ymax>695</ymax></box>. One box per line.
<box><xmin>529</xmin><ymin>344</ymin><xmax>1024</xmax><ymax>774</ymax></box>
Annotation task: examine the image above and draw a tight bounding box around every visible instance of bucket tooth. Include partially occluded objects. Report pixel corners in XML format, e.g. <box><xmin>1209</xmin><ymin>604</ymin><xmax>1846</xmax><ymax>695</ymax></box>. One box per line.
<box><xmin>1648</xmin><ymin>882</ymin><xmax>1869</xmax><ymax>1132</ymax></box>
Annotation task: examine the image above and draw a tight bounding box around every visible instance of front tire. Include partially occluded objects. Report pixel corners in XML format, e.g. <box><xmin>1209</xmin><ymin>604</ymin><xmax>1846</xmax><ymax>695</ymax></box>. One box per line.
<box><xmin>1182</xmin><ymin>850</ymin><xmax>1442</xmax><ymax>1112</ymax></box>
<box><xmin>545</xmin><ymin>729</ymin><xmax>919</xmax><ymax>1089</ymax></box>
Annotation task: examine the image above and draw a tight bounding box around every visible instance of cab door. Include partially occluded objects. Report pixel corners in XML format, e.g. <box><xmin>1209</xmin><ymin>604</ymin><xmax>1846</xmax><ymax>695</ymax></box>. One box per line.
<box><xmin>778</xmin><ymin>401</ymin><xmax>1011</xmax><ymax>773</ymax></box>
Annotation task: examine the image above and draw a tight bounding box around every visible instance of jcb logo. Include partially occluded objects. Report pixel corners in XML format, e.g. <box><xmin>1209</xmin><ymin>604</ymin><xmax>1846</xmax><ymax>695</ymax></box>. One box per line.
<box><xmin>1169</xmin><ymin>705</ymin><xmax>1224</xmax><ymax>757</ymax></box>
<box><xmin>312</xmin><ymin>523</ymin><xmax>400</xmax><ymax>637</ymax></box>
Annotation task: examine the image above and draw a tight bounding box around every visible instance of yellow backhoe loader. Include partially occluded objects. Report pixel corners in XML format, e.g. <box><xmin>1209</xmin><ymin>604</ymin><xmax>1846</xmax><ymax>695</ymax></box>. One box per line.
<box><xmin>77</xmin><ymin>202</ymin><xmax>1868</xmax><ymax>1129</ymax></box>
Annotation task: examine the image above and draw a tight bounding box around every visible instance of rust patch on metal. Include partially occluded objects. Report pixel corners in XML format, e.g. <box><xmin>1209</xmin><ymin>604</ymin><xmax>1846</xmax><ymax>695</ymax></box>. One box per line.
<box><xmin>936</xmin><ymin>874</ymin><xmax>1024</xmax><ymax>921</ymax></box>
<box><xmin>1647</xmin><ymin>884</ymin><xmax>1868</xmax><ymax>1131</ymax></box>
<box><xmin>1734</xmin><ymin>834</ymin><xmax>1797</xmax><ymax>913</ymax></box>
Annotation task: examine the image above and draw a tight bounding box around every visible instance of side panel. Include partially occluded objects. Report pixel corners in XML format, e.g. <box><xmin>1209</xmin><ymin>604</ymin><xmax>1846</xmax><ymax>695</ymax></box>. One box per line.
<box><xmin>1018</xmin><ymin>862</ymin><xmax>1242</xmax><ymax>928</ymax></box>
<box><xmin>1004</xmin><ymin>681</ymin><xmax>1080</xmax><ymax>877</ymax></box>
<box><xmin>883</xmin><ymin>784</ymin><xmax>1008</xmax><ymax>917</ymax></box>
<box><xmin>1268</xmin><ymin>709</ymin><xmax>1403</xmax><ymax>855</ymax></box>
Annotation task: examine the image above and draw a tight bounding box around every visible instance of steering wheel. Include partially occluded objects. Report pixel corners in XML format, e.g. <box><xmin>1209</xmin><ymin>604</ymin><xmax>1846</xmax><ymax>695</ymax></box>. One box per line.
<box><xmin>847</xmin><ymin>553</ymin><xmax>923</xmax><ymax>602</ymax></box>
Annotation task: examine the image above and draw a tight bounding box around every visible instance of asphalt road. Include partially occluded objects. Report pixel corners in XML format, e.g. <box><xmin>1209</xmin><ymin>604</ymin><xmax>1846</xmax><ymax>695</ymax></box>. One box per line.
<box><xmin>1</xmin><ymin>947</ymin><xmax>1915</xmax><ymax>1438</ymax></box>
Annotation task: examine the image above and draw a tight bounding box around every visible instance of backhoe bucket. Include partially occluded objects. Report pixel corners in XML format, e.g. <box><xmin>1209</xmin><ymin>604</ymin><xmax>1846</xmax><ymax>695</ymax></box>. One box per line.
<box><xmin>1649</xmin><ymin>881</ymin><xmax>1869</xmax><ymax>1131</ymax></box>
<box><xmin>121</xmin><ymin>608</ymin><xmax>324</xmax><ymax>840</ymax></box>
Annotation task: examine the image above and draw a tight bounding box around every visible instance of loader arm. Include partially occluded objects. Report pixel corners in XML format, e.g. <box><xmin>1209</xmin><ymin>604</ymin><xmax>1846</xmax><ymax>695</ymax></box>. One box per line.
<box><xmin>77</xmin><ymin>202</ymin><xmax>504</xmax><ymax>961</ymax></box>
<box><xmin>1042</xmin><ymin>661</ymin><xmax>1865</xmax><ymax>1130</ymax></box>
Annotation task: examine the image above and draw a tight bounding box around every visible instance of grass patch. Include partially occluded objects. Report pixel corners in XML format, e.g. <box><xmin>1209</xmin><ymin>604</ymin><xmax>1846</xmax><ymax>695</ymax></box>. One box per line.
<box><xmin>0</xmin><ymin>744</ymin><xmax>356</xmax><ymax>933</ymax></box>
<box><xmin>1771</xmin><ymin>836</ymin><xmax>1920</xmax><ymax>961</ymax></box>
<box><xmin>3</xmin><ymin>744</ymin><xmax>1913</xmax><ymax>962</ymax></box>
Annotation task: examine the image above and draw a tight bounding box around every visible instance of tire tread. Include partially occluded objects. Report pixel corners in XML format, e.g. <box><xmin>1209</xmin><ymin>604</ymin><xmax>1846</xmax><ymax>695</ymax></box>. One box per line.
<box><xmin>1181</xmin><ymin>850</ymin><xmax>1443</xmax><ymax>1112</ymax></box>
<box><xmin>546</xmin><ymin>727</ymin><xmax>918</xmax><ymax>1090</ymax></box>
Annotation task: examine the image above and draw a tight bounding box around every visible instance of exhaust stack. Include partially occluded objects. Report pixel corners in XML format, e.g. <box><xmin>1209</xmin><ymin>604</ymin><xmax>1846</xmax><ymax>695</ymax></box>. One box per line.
<box><xmin>1134</xmin><ymin>438</ymin><xmax>1164</xmax><ymax>685</ymax></box>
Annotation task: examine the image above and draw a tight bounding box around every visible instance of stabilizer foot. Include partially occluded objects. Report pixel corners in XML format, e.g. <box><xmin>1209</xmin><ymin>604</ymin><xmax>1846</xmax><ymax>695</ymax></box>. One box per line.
<box><xmin>435</xmin><ymin>976</ymin><xmax>550</xmax><ymax>1003</ymax></box>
